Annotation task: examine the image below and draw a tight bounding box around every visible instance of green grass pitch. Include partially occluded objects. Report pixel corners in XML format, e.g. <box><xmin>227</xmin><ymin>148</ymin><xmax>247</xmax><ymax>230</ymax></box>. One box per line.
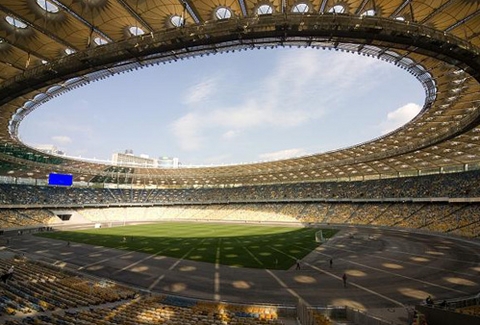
<box><xmin>36</xmin><ymin>222</ymin><xmax>337</xmax><ymax>270</ymax></box>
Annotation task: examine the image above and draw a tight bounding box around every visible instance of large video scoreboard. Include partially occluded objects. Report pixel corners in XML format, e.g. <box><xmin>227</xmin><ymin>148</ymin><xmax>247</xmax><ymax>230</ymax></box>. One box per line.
<box><xmin>48</xmin><ymin>173</ymin><xmax>73</xmax><ymax>186</ymax></box>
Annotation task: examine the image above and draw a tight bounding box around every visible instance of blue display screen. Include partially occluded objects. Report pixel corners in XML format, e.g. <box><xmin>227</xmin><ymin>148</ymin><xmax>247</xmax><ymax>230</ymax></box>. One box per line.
<box><xmin>48</xmin><ymin>173</ymin><xmax>73</xmax><ymax>186</ymax></box>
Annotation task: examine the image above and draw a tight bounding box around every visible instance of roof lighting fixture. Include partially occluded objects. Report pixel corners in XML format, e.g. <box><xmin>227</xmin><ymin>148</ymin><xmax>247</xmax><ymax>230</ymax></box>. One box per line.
<box><xmin>36</xmin><ymin>0</ymin><xmax>60</xmax><ymax>13</ymax></box>
<box><xmin>215</xmin><ymin>7</ymin><xmax>232</xmax><ymax>20</ymax></box>
<box><xmin>129</xmin><ymin>26</ymin><xmax>145</xmax><ymax>36</ymax></box>
<box><xmin>94</xmin><ymin>37</ymin><xmax>108</xmax><ymax>45</ymax></box>
<box><xmin>257</xmin><ymin>4</ymin><xmax>273</xmax><ymax>15</ymax></box>
<box><xmin>361</xmin><ymin>9</ymin><xmax>375</xmax><ymax>16</ymax></box>
<box><xmin>170</xmin><ymin>15</ymin><xmax>184</xmax><ymax>27</ymax></box>
<box><xmin>453</xmin><ymin>78</ymin><xmax>466</xmax><ymax>84</ymax></box>
<box><xmin>292</xmin><ymin>3</ymin><xmax>309</xmax><ymax>13</ymax></box>
<box><xmin>328</xmin><ymin>5</ymin><xmax>345</xmax><ymax>14</ymax></box>
<box><xmin>5</xmin><ymin>16</ymin><xmax>28</xmax><ymax>29</ymax></box>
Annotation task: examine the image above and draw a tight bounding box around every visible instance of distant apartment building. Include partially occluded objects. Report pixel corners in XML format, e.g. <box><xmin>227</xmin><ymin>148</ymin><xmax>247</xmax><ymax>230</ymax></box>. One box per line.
<box><xmin>35</xmin><ymin>145</ymin><xmax>65</xmax><ymax>156</ymax></box>
<box><xmin>158</xmin><ymin>156</ymin><xmax>180</xmax><ymax>168</ymax></box>
<box><xmin>112</xmin><ymin>151</ymin><xmax>179</xmax><ymax>168</ymax></box>
<box><xmin>112</xmin><ymin>151</ymin><xmax>155</xmax><ymax>167</ymax></box>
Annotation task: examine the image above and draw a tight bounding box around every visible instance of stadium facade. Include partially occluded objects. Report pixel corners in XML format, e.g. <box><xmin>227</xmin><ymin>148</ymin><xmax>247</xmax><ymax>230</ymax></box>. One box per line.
<box><xmin>0</xmin><ymin>3</ymin><xmax>480</xmax><ymax>324</ymax></box>
<box><xmin>0</xmin><ymin>0</ymin><xmax>479</xmax><ymax>188</ymax></box>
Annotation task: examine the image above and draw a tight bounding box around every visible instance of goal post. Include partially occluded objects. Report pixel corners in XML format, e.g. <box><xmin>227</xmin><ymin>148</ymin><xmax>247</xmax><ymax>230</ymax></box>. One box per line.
<box><xmin>315</xmin><ymin>230</ymin><xmax>326</xmax><ymax>243</ymax></box>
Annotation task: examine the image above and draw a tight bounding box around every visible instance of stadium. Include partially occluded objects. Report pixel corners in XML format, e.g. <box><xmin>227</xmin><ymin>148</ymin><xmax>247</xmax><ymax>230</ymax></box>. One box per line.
<box><xmin>0</xmin><ymin>0</ymin><xmax>480</xmax><ymax>324</ymax></box>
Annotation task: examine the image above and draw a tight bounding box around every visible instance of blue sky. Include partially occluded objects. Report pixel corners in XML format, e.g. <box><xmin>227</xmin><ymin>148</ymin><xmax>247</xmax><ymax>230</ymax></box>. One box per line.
<box><xmin>19</xmin><ymin>48</ymin><xmax>425</xmax><ymax>166</ymax></box>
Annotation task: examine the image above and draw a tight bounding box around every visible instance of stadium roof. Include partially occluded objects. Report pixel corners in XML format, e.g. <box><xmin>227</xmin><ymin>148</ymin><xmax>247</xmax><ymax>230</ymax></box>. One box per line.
<box><xmin>0</xmin><ymin>0</ymin><xmax>480</xmax><ymax>187</ymax></box>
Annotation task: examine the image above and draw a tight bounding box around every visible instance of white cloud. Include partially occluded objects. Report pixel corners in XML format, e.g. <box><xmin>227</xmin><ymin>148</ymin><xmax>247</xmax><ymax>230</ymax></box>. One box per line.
<box><xmin>222</xmin><ymin>130</ymin><xmax>239</xmax><ymax>139</ymax></box>
<box><xmin>51</xmin><ymin>135</ymin><xmax>72</xmax><ymax>145</ymax></box>
<box><xmin>259</xmin><ymin>148</ymin><xmax>308</xmax><ymax>161</ymax></box>
<box><xmin>380</xmin><ymin>103</ymin><xmax>422</xmax><ymax>134</ymax></box>
<box><xmin>171</xmin><ymin>50</ymin><xmax>399</xmax><ymax>154</ymax></box>
<box><xmin>183</xmin><ymin>77</ymin><xmax>218</xmax><ymax>105</ymax></box>
<box><xmin>171</xmin><ymin>100</ymin><xmax>313</xmax><ymax>152</ymax></box>
<box><xmin>321</xmin><ymin>52</ymin><xmax>379</xmax><ymax>90</ymax></box>
<box><xmin>203</xmin><ymin>153</ymin><xmax>234</xmax><ymax>165</ymax></box>
<box><xmin>170</xmin><ymin>113</ymin><xmax>205</xmax><ymax>151</ymax></box>
<box><xmin>263</xmin><ymin>50</ymin><xmax>379</xmax><ymax>104</ymax></box>
<box><xmin>210</xmin><ymin>100</ymin><xmax>267</xmax><ymax>128</ymax></box>
<box><xmin>171</xmin><ymin>52</ymin><xmax>330</xmax><ymax>150</ymax></box>
<box><xmin>265</xmin><ymin>50</ymin><xmax>321</xmax><ymax>98</ymax></box>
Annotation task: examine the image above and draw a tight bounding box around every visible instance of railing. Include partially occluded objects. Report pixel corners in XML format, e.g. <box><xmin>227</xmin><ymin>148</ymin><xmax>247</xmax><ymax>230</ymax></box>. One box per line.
<box><xmin>297</xmin><ymin>297</ymin><xmax>411</xmax><ymax>325</ymax></box>
<box><xmin>346</xmin><ymin>307</ymin><xmax>405</xmax><ymax>325</ymax></box>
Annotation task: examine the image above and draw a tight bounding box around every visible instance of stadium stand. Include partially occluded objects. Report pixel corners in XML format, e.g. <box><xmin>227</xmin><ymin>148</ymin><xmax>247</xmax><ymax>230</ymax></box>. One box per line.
<box><xmin>0</xmin><ymin>258</ymin><xmax>288</xmax><ymax>325</ymax></box>
<box><xmin>2</xmin><ymin>170</ymin><xmax>480</xmax><ymax>204</ymax></box>
<box><xmin>0</xmin><ymin>170</ymin><xmax>479</xmax><ymax>238</ymax></box>
<box><xmin>1</xmin><ymin>1</ymin><xmax>480</xmax><ymax>324</ymax></box>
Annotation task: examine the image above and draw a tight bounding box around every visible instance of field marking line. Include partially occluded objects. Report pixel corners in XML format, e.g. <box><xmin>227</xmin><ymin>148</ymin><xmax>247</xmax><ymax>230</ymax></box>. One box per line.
<box><xmin>22</xmin><ymin>236</ymin><xmax>142</xmax><ymax>267</ymax></box>
<box><xmin>45</xmin><ymin>242</ymin><xmax>132</xmax><ymax>264</ymax></box>
<box><xmin>112</xmin><ymin>237</ymin><xmax>191</xmax><ymax>275</ymax></box>
<box><xmin>382</xmin><ymin>248</ymin><xmax>480</xmax><ymax>265</ymax></box>
<box><xmin>268</xmin><ymin>246</ymin><xmax>297</xmax><ymax>266</ymax></box>
<box><xmin>231</xmin><ymin>240</ymin><xmax>304</xmax><ymax>300</ymax></box>
<box><xmin>112</xmin><ymin>248</ymin><xmax>171</xmax><ymax>275</ymax></box>
<box><xmin>304</xmin><ymin>242</ymin><xmax>477</xmax><ymax>278</ymax></box>
<box><xmin>148</xmin><ymin>238</ymin><xmax>207</xmax><ymax>291</ymax></box>
<box><xmin>305</xmin><ymin>262</ymin><xmax>405</xmax><ymax>307</ymax></box>
<box><xmin>310</xmin><ymin>248</ymin><xmax>470</xmax><ymax>295</ymax></box>
<box><xmin>77</xmin><ymin>249</ymin><xmax>136</xmax><ymax>271</ymax></box>
<box><xmin>270</xmin><ymin>245</ymin><xmax>405</xmax><ymax>307</ymax></box>
<box><xmin>214</xmin><ymin>238</ymin><xmax>222</xmax><ymax>301</ymax></box>
<box><xmin>265</xmin><ymin>269</ymin><xmax>303</xmax><ymax>301</ymax></box>
<box><xmin>235</xmin><ymin>240</ymin><xmax>265</xmax><ymax>268</ymax></box>
<box><xmin>148</xmin><ymin>275</ymin><xmax>165</xmax><ymax>291</ymax></box>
